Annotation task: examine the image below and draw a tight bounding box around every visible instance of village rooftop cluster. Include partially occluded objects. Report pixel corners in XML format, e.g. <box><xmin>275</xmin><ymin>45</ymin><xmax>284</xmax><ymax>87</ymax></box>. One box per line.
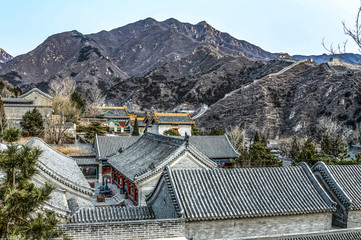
<box><xmin>2</xmin><ymin>88</ymin><xmax>361</xmax><ymax>239</ymax></box>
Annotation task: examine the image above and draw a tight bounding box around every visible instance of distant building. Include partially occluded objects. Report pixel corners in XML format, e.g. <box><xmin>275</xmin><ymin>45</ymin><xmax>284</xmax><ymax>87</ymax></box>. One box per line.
<box><xmin>145</xmin><ymin>111</ymin><xmax>194</xmax><ymax>136</ymax></box>
<box><xmin>126</xmin><ymin>117</ymin><xmax>151</xmax><ymax>135</ymax></box>
<box><xmin>3</xmin><ymin>88</ymin><xmax>53</xmax><ymax>124</ymax></box>
<box><xmin>91</xmin><ymin>105</ymin><xmax>136</xmax><ymax>122</ymax></box>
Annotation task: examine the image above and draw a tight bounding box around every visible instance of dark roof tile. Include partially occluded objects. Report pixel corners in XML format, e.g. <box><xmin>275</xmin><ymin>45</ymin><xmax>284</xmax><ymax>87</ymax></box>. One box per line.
<box><xmin>153</xmin><ymin>165</ymin><xmax>336</xmax><ymax>221</ymax></box>
<box><xmin>69</xmin><ymin>206</ymin><xmax>154</xmax><ymax>223</ymax></box>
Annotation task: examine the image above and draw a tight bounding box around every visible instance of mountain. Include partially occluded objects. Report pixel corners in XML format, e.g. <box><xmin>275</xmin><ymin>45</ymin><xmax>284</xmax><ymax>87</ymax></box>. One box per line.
<box><xmin>196</xmin><ymin>60</ymin><xmax>361</xmax><ymax>139</ymax></box>
<box><xmin>0</xmin><ymin>18</ymin><xmax>276</xmax><ymax>93</ymax></box>
<box><xmin>293</xmin><ymin>53</ymin><xmax>361</xmax><ymax>64</ymax></box>
<box><xmin>0</xmin><ymin>48</ymin><xmax>13</xmax><ymax>64</ymax></box>
<box><xmin>2</xmin><ymin>18</ymin><xmax>360</xmax><ymax>140</ymax></box>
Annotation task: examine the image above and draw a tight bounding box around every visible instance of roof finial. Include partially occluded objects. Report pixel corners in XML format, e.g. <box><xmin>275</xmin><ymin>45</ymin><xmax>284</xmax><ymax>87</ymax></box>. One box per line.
<box><xmin>184</xmin><ymin>132</ymin><xmax>189</xmax><ymax>146</ymax></box>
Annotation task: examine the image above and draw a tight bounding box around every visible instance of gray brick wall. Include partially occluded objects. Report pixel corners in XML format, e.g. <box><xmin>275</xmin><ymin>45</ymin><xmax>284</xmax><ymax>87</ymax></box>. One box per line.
<box><xmin>61</xmin><ymin>219</ymin><xmax>185</xmax><ymax>240</ymax></box>
<box><xmin>348</xmin><ymin>210</ymin><xmax>361</xmax><ymax>228</ymax></box>
<box><xmin>185</xmin><ymin>213</ymin><xmax>332</xmax><ymax>240</ymax></box>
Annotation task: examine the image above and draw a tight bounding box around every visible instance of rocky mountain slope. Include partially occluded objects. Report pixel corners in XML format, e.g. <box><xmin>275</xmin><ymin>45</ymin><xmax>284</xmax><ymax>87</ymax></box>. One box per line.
<box><xmin>2</xmin><ymin>17</ymin><xmax>360</xmax><ymax>140</ymax></box>
<box><xmin>0</xmin><ymin>18</ymin><xmax>276</xmax><ymax>93</ymax></box>
<box><xmin>197</xmin><ymin>60</ymin><xmax>361</xmax><ymax>139</ymax></box>
<box><xmin>0</xmin><ymin>48</ymin><xmax>13</xmax><ymax>64</ymax></box>
<box><xmin>293</xmin><ymin>53</ymin><xmax>361</xmax><ymax>64</ymax></box>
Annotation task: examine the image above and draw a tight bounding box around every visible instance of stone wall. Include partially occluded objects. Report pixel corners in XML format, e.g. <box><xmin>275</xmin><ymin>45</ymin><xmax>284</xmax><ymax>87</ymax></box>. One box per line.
<box><xmin>22</xmin><ymin>91</ymin><xmax>53</xmax><ymax>106</ymax></box>
<box><xmin>4</xmin><ymin>105</ymin><xmax>53</xmax><ymax>121</ymax></box>
<box><xmin>348</xmin><ymin>210</ymin><xmax>361</xmax><ymax>228</ymax></box>
<box><xmin>61</xmin><ymin>219</ymin><xmax>185</xmax><ymax>240</ymax></box>
<box><xmin>185</xmin><ymin>213</ymin><xmax>333</xmax><ymax>240</ymax></box>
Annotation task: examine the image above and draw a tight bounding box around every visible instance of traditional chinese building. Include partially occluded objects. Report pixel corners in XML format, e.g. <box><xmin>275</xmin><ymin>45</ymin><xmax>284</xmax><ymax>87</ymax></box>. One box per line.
<box><xmin>107</xmin><ymin>132</ymin><xmax>216</xmax><ymax>205</ymax></box>
<box><xmin>92</xmin><ymin>105</ymin><xmax>136</xmax><ymax>122</ymax></box>
<box><xmin>147</xmin><ymin>164</ymin><xmax>336</xmax><ymax>239</ymax></box>
<box><xmin>92</xmin><ymin>135</ymin><xmax>140</xmax><ymax>182</ymax></box>
<box><xmin>312</xmin><ymin>162</ymin><xmax>361</xmax><ymax>228</ymax></box>
<box><xmin>145</xmin><ymin>111</ymin><xmax>194</xmax><ymax>136</ymax></box>
<box><xmin>107</xmin><ymin>119</ymin><xmax>127</xmax><ymax>133</ymax></box>
<box><xmin>26</xmin><ymin>138</ymin><xmax>94</xmax><ymax>220</ymax></box>
<box><xmin>3</xmin><ymin>88</ymin><xmax>53</xmax><ymax>124</ymax></box>
<box><xmin>126</xmin><ymin>116</ymin><xmax>151</xmax><ymax>135</ymax></box>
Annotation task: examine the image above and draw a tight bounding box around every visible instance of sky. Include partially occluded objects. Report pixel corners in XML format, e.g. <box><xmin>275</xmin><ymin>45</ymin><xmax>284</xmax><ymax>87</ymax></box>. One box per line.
<box><xmin>1</xmin><ymin>0</ymin><xmax>360</xmax><ymax>57</ymax></box>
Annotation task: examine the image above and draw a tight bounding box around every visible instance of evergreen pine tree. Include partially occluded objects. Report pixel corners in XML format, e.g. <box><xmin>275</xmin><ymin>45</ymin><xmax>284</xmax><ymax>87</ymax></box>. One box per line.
<box><xmin>290</xmin><ymin>136</ymin><xmax>300</xmax><ymax>160</ymax></box>
<box><xmin>295</xmin><ymin>138</ymin><xmax>319</xmax><ymax>166</ymax></box>
<box><xmin>191</xmin><ymin>124</ymin><xmax>200</xmax><ymax>136</ymax></box>
<box><xmin>0</xmin><ymin>126</ymin><xmax>65</xmax><ymax>239</ymax></box>
<box><xmin>85</xmin><ymin>121</ymin><xmax>107</xmax><ymax>142</ymax></box>
<box><xmin>163</xmin><ymin>128</ymin><xmax>181</xmax><ymax>136</ymax></box>
<box><xmin>132</xmin><ymin>118</ymin><xmax>140</xmax><ymax>136</ymax></box>
<box><xmin>253</xmin><ymin>132</ymin><xmax>260</xmax><ymax>143</ymax></box>
<box><xmin>209</xmin><ymin>128</ymin><xmax>225</xmax><ymax>136</ymax></box>
<box><xmin>70</xmin><ymin>91</ymin><xmax>85</xmax><ymax>112</ymax></box>
<box><xmin>0</xmin><ymin>96</ymin><xmax>7</xmax><ymax>132</ymax></box>
<box><xmin>20</xmin><ymin>108</ymin><xmax>44</xmax><ymax>136</ymax></box>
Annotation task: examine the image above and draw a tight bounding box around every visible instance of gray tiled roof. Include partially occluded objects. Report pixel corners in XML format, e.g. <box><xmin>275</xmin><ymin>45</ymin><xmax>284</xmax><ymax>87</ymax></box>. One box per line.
<box><xmin>276</xmin><ymin>230</ymin><xmax>361</xmax><ymax>239</ymax></box>
<box><xmin>151</xmin><ymin>164</ymin><xmax>336</xmax><ymax>221</ymax></box>
<box><xmin>19</xmin><ymin>87</ymin><xmax>53</xmax><ymax>99</ymax></box>
<box><xmin>69</xmin><ymin>206</ymin><xmax>154</xmax><ymax>223</ymax></box>
<box><xmin>94</xmin><ymin>135</ymin><xmax>140</xmax><ymax>159</ymax></box>
<box><xmin>188</xmin><ymin>135</ymin><xmax>239</xmax><ymax>159</ymax></box>
<box><xmin>98</xmin><ymin>108</ymin><xmax>130</xmax><ymax>118</ymax></box>
<box><xmin>2</xmin><ymin>98</ymin><xmax>33</xmax><ymax>104</ymax></box>
<box><xmin>108</xmin><ymin>133</ymin><xmax>185</xmax><ymax>182</ymax></box>
<box><xmin>72</xmin><ymin>155</ymin><xmax>98</xmax><ymax>165</ymax></box>
<box><xmin>312</xmin><ymin>162</ymin><xmax>361</xmax><ymax>210</ymax></box>
<box><xmin>156</xmin><ymin>115</ymin><xmax>192</xmax><ymax>123</ymax></box>
<box><xmin>43</xmin><ymin>188</ymin><xmax>71</xmax><ymax>218</ymax></box>
<box><xmin>26</xmin><ymin>138</ymin><xmax>94</xmax><ymax>196</ymax></box>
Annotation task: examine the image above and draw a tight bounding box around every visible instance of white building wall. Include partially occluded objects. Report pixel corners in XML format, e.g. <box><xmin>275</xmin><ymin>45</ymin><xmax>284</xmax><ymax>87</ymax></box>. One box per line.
<box><xmin>157</xmin><ymin>124</ymin><xmax>191</xmax><ymax>136</ymax></box>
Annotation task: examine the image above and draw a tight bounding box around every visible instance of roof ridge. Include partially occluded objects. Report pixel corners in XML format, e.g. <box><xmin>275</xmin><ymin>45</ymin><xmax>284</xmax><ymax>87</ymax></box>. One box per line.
<box><xmin>144</xmin><ymin>132</ymin><xmax>185</xmax><ymax>146</ymax></box>
<box><xmin>312</xmin><ymin>161</ymin><xmax>352</xmax><ymax>209</ymax></box>
<box><xmin>26</xmin><ymin>138</ymin><xmax>94</xmax><ymax>195</ymax></box>
<box><xmin>18</xmin><ymin>88</ymin><xmax>54</xmax><ymax>99</ymax></box>
<box><xmin>298</xmin><ymin>162</ymin><xmax>337</xmax><ymax>210</ymax></box>
<box><xmin>224</xmin><ymin>134</ymin><xmax>240</xmax><ymax>157</ymax></box>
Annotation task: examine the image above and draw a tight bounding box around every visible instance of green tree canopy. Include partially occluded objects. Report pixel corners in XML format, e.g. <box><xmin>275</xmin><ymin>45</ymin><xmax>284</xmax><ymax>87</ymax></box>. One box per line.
<box><xmin>70</xmin><ymin>91</ymin><xmax>85</xmax><ymax>113</ymax></box>
<box><xmin>20</xmin><ymin>108</ymin><xmax>44</xmax><ymax>136</ymax></box>
<box><xmin>0</xmin><ymin>96</ymin><xmax>7</xmax><ymax>132</ymax></box>
<box><xmin>237</xmin><ymin>135</ymin><xmax>281</xmax><ymax>168</ymax></box>
<box><xmin>85</xmin><ymin>121</ymin><xmax>107</xmax><ymax>142</ymax></box>
<box><xmin>191</xmin><ymin>124</ymin><xmax>200</xmax><ymax>136</ymax></box>
<box><xmin>163</xmin><ymin>128</ymin><xmax>181</xmax><ymax>136</ymax></box>
<box><xmin>209</xmin><ymin>128</ymin><xmax>225</xmax><ymax>136</ymax></box>
<box><xmin>0</xmin><ymin>126</ymin><xmax>65</xmax><ymax>239</ymax></box>
<box><xmin>132</xmin><ymin>118</ymin><xmax>140</xmax><ymax>136</ymax></box>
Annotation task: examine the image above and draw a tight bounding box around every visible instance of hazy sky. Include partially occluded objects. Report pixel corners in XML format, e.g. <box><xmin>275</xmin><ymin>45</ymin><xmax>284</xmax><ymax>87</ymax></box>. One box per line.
<box><xmin>1</xmin><ymin>0</ymin><xmax>360</xmax><ymax>57</ymax></box>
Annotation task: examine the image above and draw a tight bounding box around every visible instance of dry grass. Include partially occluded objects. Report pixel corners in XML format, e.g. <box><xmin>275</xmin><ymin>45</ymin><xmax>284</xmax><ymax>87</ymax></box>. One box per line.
<box><xmin>52</xmin><ymin>146</ymin><xmax>86</xmax><ymax>155</ymax></box>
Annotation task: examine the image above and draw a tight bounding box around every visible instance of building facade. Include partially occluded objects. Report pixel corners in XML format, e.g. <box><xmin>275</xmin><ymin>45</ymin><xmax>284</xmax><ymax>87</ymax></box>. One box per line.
<box><xmin>3</xmin><ymin>88</ymin><xmax>53</xmax><ymax>124</ymax></box>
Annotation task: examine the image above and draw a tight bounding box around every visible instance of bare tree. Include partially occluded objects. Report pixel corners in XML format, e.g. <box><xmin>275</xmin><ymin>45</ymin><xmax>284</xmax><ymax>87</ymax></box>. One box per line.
<box><xmin>86</xmin><ymin>88</ymin><xmax>106</xmax><ymax>107</ymax></box>
<box><xmin>50</xmin><ymin>77</ymin><xmax>76</xmax><ymax>98</ymax></box>
<box><xmin>44</xmin><ymin>114</ymin><xmax>72</xmax><ymax>144</ymax></box>
<box><xmin>226</xmin><ymin>126</ymin><xmax>245</xmax><ymax>153</ymax></box>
